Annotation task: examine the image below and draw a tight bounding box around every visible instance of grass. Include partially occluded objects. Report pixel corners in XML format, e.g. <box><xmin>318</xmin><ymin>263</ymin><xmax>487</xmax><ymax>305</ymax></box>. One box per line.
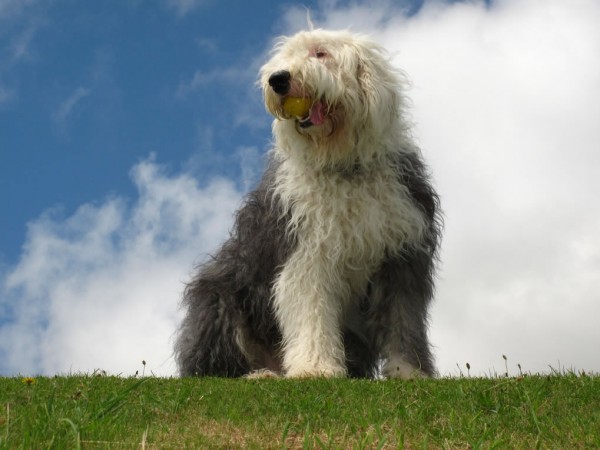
<box><xmin>1</xmin><ymin>371</ymin><xmax>598</xmax><ymax>449</ymax></box>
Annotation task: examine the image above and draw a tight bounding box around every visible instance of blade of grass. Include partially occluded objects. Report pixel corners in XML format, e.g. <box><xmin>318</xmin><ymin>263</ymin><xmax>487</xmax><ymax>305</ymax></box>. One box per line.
<box><xmin>95</xmin><ymin>378</ymin><xmax>149</xmax><ymax>420</ymax></box>
<box><xmin>59</xmin><ymin>418</ymin><xmax>81</xmax><ymax>450</ymax></box>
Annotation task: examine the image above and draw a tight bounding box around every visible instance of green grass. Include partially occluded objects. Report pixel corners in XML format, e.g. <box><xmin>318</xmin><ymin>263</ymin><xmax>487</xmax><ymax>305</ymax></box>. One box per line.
<box><xmin>1</xmin><ymin>372</ymin><xmax>598</xmax><ymax>449</ymax></box>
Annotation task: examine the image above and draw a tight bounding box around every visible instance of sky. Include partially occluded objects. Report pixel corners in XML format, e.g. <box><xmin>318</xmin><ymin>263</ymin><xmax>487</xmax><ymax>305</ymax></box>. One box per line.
<box><xmin>1</xmin><ymin>0</ymin><xmax>599</xmax><ymax>377</ymax></box>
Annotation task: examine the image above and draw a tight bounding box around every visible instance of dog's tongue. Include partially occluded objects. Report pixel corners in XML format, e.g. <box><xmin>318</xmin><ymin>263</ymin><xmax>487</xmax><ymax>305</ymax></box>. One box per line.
<box><xmin>309</xmin><ymin>101</ymin><xmax>326</xmax><ymax>126</ymax></box>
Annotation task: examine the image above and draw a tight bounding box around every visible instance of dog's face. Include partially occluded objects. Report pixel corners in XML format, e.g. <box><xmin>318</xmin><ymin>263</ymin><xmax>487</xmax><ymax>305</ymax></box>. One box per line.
<box><xmin>260</xmin><ymin>29</ymin><xmax>401</xmax><ymax>142</ymax></box>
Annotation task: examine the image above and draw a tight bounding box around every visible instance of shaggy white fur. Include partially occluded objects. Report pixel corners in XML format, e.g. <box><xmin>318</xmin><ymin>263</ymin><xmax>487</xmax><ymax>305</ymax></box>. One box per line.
<box><xmin>261</xmin><ymin>30</ymin><xmax>428</xmax><ymax>377</ymax></box>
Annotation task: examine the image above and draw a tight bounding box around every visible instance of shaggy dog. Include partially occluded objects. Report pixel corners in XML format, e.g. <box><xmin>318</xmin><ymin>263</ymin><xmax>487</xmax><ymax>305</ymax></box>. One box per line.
<box><xmin>175</xmin><ymin>29</ymin><xmax>442</xmax><ymax>378</ymax></box>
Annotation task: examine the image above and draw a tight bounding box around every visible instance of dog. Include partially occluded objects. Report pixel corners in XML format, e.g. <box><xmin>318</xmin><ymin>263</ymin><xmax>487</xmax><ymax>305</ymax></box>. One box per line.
<box><xmin>174</xmin><ymin>29</ymin><xmax>442</xmax><ymax>378</ymax></box>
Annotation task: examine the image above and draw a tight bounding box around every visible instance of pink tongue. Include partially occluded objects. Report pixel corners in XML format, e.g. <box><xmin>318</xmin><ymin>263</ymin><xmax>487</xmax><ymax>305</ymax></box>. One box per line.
<box><xmin>309</xmin><ymin>101</ymin><xmax>326</xmax><ymax>125</ymax></box>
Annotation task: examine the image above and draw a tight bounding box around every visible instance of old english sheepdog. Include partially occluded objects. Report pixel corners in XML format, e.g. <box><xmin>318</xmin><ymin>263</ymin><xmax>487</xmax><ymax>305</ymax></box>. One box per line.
<box><xmin>174</xmin><ymin>29</ymin><xmax>442</xmax><ymax>379</ymax></box>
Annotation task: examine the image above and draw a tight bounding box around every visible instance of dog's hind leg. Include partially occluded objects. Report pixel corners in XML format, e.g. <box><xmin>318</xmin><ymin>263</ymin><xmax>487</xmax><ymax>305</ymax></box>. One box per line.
<box><xmin>175</xmin><ymin>290</ymin><xmax>250</xmax><ymax>377</ymax></box>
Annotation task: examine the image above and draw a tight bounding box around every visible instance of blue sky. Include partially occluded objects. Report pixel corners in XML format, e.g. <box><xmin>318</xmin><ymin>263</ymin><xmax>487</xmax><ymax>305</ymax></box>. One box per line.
<box><xmin>1</xmin><ymin>0</ymin><xmax>599</xmax><ymax>377</ymax></box>
<box><xmin>1</xmin><ymin>0</ymin><xmax>298</xmax><ymax>263</ymax></box>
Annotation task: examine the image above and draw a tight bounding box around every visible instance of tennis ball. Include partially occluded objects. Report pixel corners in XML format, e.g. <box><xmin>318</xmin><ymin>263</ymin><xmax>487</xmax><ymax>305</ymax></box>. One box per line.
<box><xmin>282</xmin><ymin>97</ymin><xmax>311</xmax><ymax>117</ymax></box>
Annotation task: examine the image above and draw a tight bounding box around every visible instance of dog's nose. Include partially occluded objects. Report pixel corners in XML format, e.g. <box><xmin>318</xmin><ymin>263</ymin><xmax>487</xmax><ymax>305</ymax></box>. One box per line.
<box><xmin>268</xmin><ymin>70</ymin><xmax>291</xmax><ymax>95</ymax></box>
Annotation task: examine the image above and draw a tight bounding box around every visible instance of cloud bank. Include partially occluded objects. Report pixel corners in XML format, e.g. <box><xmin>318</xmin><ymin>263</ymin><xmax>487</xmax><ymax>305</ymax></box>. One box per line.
<box><xmin>391</xmin><ymin>0</ymin><xmax>600</xmax><ymax>375</ymax></box>
<box><xmin>2</xmin><ymin>0</ymin><xmax>599</xmax><ymax>377</ymax></box>
<box><xmin>1</xmin><ymin>158</ymin><xmax>242</xmax><ymax>376</ymax></box>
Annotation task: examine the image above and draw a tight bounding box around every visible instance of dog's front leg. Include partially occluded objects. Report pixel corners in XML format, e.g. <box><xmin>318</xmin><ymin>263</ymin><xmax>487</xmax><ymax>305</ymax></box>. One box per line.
<box><xmin>367</xmin><ymin>254</ymin><xmax>436</xmax><ymax>379</ymax></box>
<box><xmin>273</xmin><ymin>250</ymin><xmax>347</xmax><ymax>378</ymax></box>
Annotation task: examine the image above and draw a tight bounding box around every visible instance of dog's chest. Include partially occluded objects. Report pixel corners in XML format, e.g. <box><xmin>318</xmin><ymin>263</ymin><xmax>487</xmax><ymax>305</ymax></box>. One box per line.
<box><xmin>275</xmin><ymin>163</ymin><xmax>426</xmax><ymax>269</ymax></box>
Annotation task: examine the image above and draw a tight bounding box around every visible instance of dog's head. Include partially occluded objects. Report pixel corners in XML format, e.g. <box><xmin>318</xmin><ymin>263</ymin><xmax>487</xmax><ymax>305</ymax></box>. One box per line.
<box><xmin>260</xmin><ymin>29</ymin><xmax>403</xmax><ymax>145</ymax></box>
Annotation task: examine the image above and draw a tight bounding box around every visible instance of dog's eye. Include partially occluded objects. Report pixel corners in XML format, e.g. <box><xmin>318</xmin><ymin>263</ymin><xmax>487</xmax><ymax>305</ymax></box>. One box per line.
<box><xmin>315</xmin><ymin>50</ymin><xmax>327</xmax><ymax>58</ymax></box>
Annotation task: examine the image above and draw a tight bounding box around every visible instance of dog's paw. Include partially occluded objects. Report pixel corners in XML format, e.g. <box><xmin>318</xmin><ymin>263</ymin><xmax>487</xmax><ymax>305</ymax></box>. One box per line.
<box><xmin>244</xmin><ymin>369</ymin><xmax>281</xmax><ymax>379</ymax></box>
<box><xmin>382</xmin><ymin>357</ymin><xmax>426</xmax><ymax>379</ymax></box>
<box><xmin>285</xmin><ymin>365</ymin><xmax>347</xmax><ymax>378</ymax></box>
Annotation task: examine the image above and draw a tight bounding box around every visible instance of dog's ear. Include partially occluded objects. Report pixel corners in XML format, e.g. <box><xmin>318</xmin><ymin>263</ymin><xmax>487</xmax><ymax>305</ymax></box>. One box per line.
<box><xmin>355</xmin><ymin>43</ymin><xmax>400</xmax><ymax>131</ymax></box>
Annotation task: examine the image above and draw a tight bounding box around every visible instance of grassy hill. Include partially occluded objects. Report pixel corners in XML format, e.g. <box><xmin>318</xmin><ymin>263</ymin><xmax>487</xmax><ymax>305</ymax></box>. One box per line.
<box><xmin>1</xmin><ymin>371</ymin><xmax>598</xmax><ymax>448</ymax></box>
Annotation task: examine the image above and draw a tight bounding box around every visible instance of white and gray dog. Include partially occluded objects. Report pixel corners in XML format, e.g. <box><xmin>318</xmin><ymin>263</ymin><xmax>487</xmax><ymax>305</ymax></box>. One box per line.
<box><xmin>175</xmin><ymin>29</ymin><xmax>442</xmax><ymax>379</ymax></box>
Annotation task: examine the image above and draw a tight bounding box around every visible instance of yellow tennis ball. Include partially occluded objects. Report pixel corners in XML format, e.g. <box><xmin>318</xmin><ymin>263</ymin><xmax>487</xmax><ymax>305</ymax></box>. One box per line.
<box><xmin>282</xmin><ymin>97</ymin><xmax>311</xmax><ymax>117</ymax></box>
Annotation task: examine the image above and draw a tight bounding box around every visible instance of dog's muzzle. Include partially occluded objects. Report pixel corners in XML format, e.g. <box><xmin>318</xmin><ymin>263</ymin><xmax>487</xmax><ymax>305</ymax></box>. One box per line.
<box><xmin>268</xmin><ymin>70</ymin><xmax>331</xmax><ymax>132</ymax></box>
<box><xmin>268</xmin><ymin>70</ymin><xmax>291</xmax><ymax>96</ymax></box>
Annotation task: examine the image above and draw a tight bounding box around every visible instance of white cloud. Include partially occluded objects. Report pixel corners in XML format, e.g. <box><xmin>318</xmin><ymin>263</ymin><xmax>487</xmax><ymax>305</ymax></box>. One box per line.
<box><xmin>163</xmin><ymin>0</ymin><xmax>205</xmax><ymax>17</ymax></box>
<box><xmin>235</xmin><ymin>146</ymin><xmax>262</xmax><ymax>193</ymax></box>
<box><xmin>0</xmin><ymin>157</ymin><xmax>242</xmax><ymax>376</ymax></box>
<box><xmin>195</xmin><ymin>36</ymin><xmax>218</xmax><ymax>53</ymax></box>
<box><xmin>0</xmin><ymin>0</ymin><xmax>43</xmax><ymax>102</ymax></box>
<box><xmin>0</xmin><ymin>85</ymin><xmax>13</xmax><ymax>104</ymax></box>
<box><xmin>176</xmin><ymin>61</ymin><xmax>268</xmax><ymax>131</ymax></box>
<box><xmin>311</xmin><ymin>0</ymin><xmax>600</xmax><ymax>375</ymax></box>
<box><xmin>9</xmin><ymin>20</ymin><xmax>38</xmax><ymax>61</ymax></box>
<box><xmin>175</xmin><ymin>69</ymin><xmax>231</xmax><ymax>99</ymax></box>
<box><xmin>52</xmin><ymin>86</ymin><xmax>91</xmax><ymax>128</ymax></box>
<box><xmin>0</xmin><ymin>0</ymin><xmax>37</xmax><ymax>19</ymax></box>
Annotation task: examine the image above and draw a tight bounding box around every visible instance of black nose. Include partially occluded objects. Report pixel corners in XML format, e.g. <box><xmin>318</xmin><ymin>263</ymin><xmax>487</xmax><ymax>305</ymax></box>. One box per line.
<box><xmin>268</xmin><ymin>70</ymin><xmax>291</xmax><ymax>95</ymax></box>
